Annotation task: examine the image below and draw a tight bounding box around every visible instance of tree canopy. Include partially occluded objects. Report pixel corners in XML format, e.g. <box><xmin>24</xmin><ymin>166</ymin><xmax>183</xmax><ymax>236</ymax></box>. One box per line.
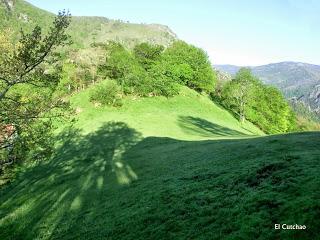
<box><xmin>95</xmin><ymin>40</ymin><xmax>217</xmax><ymax>102</ymax></box>
<box><xmin>220</xmin><ymin>68</ymin><xmax>297</xmax><ymax>133</ymax></box>
<box><xmin>0</xmin><ymin>10</ymin><xmax>71</xmax><ymax>170</ymax></box>
<box><xmin>160</xmin><ymin>41</ymin><xmax>216</xmax><ymax>92</ymax></box>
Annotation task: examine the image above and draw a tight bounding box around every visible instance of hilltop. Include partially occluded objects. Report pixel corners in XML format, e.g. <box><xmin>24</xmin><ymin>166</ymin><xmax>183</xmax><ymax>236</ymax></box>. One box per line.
<box><xmin>0</xmin><ymin>0</ymin><xmax>176</xmax><ymax>48</ymax></box>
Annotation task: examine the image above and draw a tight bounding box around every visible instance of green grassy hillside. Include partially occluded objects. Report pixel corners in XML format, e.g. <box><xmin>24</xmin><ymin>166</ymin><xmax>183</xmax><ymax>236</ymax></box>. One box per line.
<box><xmin>70</xmin><ymin>86</ymin><xmax>263</xmax><ymax>140</ymax></box>
<box><xmin>0</xmin><ymin>0</ymin><xmax>176</xmax><ymax>48</ymax></box>
<box><xmin>1</xmin><ymin>87</ymin><xmax>319</xmax><ymax>239</ymax></box>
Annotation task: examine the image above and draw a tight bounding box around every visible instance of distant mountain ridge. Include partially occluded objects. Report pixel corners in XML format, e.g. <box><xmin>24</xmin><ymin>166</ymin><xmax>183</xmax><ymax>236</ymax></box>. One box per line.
<box><xmin>215</xmin><ymin>62</ymin><xmax>320</xmax><ymax>113</ymax></box>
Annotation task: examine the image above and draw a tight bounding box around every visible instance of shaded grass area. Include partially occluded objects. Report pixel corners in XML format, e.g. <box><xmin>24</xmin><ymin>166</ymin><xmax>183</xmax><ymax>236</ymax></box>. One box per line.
<box><xmin>178</xmin><ymin>116</ymin><xmax>249</xmax><ymax>137</ymax></box>
<box><xmin>0</xmin><ymin>122</ymin><xmax>319</xmax><ymax>239</ymax></box>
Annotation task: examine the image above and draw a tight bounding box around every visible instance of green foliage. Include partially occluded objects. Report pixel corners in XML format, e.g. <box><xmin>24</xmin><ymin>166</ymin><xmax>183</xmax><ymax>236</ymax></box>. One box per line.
<box><xmin>148</xmin><ymin>63</ymin><xmax>180</xmax><ymax>97</ymax></box>
<box><xmin>120</xmin><ymin>65</ymin><xmax>151</xmax><ymax>95</ymax></box>
<box><xmin>221</xmin><ymin>68</ymin><xmax>297</xmax><ymax>133</ymax></box>
<box><xmin>55</xmin><ymin>61</ymin><xmax>77</xmax><ymax>95</ymax></box>
<box><xmin>220</xmin><ymin>68</ymin><xmax>258</xmax><ymax>122</ymax></box>
<box><xmin>100</xmin><ymin>41</ymin><xmax>134</xmax><ymax>80</ymax></box>
<box><xmin>98</xmin><ymin>42</ymin><xmax>147</xmax><ymax>95</ymax></box>
<box><xmin>98</xmin><ymin>41</ymin><xmax>181</xmax><ymax>98</ymax></box>
<box><xmin>0</xmin><ymin>10</ymin><xmax>71</xmax><ymax>172</ymax></box>
<box><xmin>97</xmin><ymin>40</ymin><xmax>216</xmax><ymax>101</ymax></box>
<box><xmin>89</xmin><ymin>80</ymin><xmax>122</xmax><ymax>106</ymax></box>
<box><xmin>55</xmin><ymin>52</ymin><xmax>97</xmax><ymax>97</ymax></box>
<box><xmin>133</xmin><ymin>42</ymin><xmax>164</xmax><ymax>70</ymax></box>
<box><xmin>247</xmin><ymin>85</ymin><xmax>297</xmax><ymax>133</ymax></box>
<box><xmin>14</xmin><ymin>119</ymin><xmax>55</xmax><ymax>163</ymax></box>
<box><xmin>161</xmin><ymin>40</ymin><xmax>217</xmax><ymax>92</ymax></box>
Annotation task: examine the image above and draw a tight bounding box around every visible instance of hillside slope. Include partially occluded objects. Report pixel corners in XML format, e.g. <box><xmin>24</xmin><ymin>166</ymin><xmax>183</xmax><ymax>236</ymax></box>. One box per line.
<box><xmin>70</xmin><ymin>86</ymin><xmax>262</xmax><ymax>140</ymax></box>
<box><xmin>215</xmin><ymin>62</ymin><xmax>320</xmax><ymax>113</ymax></box>
<box><xmin>0</xmin><ymin>0</ymin><xmax>176</xmax><ymax>48</ymax></box>
<box><xmin>1</xmin><ymin>87</ymin><xmax>320</xmax><ymax>239</ymax></box>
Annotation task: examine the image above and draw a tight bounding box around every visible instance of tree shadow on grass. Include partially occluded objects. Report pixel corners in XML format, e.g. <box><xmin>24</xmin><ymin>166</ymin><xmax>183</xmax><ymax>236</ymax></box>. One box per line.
<box><xmin>0</xmin><ymin>121</ymin><xmax>142</xmax><ymax>239</ymax></box>
<box><xmin>0</xmin><ymin>129</ymin><xmax>319</xmax><ymax>239</ymax></box>
<box><xmin>178</xmin><ymin>116</ymin><xmax>249</xmax><ymax>138</ymax></box>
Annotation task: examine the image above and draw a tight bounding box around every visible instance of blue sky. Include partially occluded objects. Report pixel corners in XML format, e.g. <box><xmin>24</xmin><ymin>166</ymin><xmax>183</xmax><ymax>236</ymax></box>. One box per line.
<box><xmin>27</xmin><ymin>0</ymin><xmax>320</xmax><ymax>66</ymax></box>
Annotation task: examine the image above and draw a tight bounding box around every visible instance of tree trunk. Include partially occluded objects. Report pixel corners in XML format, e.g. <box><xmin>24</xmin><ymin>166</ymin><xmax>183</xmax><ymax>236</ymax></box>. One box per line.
<box><xmin>239</xmin><ymin>99</ymin><xmax>245</xmax><ymax>124</ymax></box>
<box><xmin>240</xmin><ymin>114</ymin><xmax>245</xmax><ymax>124</ymax></box>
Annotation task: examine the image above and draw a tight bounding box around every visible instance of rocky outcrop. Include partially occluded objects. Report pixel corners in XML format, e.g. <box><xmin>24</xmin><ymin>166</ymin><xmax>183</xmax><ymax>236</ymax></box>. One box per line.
<box><xmin>309</xmin><ymin>85</ymin><xmax>320</xmax><ymax>104</ymax></box>
<box><xmin>18</xmin><ymin>12</ymin><xmax>29</xmax><ymax>22</ymax></box>
<box><xmin>1</xmin><ymin>0</ymin><xmax>15</xmax><ymax>11</ymax></box>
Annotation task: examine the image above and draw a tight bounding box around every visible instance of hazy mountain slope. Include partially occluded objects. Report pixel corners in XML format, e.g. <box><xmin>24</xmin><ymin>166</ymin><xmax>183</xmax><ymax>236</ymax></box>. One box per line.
<box><xmin>0</xmin><ymin>0</ymin><xmax>176</xmax><ymax>48</ymax></box>
<box><xmin>215</xmin><ymin>62</ymin><xmax>320</xmax><ymax>113</ymax></box>
<box><xmin>253</xmin><ymin>62</ymin><xmax>320</xmax><ymax>96</ymax></box>
<box><xmin>214</xmin><ymin>64</ymin><xmax>242</xmax><ymax>75</ymax></box>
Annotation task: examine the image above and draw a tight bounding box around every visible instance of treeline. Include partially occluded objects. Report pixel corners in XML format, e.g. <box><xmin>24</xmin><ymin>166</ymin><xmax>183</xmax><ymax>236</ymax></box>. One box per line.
<box><xmin>56</xmin><ymin>40</ymin><xmax>217</xmax><ymax>102</ymax></box>
<box><xmin>95</xmin><ymin>40</ymin><xmax>216</xmax><ymax>100</ymax></box>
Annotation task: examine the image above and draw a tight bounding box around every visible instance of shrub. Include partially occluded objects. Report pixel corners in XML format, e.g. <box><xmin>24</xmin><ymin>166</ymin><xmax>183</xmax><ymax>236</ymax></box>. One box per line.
<box><xmin>89</xmin><ymin>80</ymin><xmax>122</xmax><ymax>106</ymax></box>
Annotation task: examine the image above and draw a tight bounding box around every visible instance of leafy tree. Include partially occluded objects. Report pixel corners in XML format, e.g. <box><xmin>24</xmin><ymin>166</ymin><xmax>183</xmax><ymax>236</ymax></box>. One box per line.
<box><xmin>161</xmin><ymin>41</ymin><xmax>216</xmax><ymax>92</ymax></box>
<box><xmin>98</xmin><ymin>42</ymin><xmax>160</xmax><ymax>96</ymax></box>
<box><xmin>133</xmin><ymin>43</ymin><xmax>164</xmax><ymax>70</ymax></box>
<box><xmin>99</xmin><ymin>41</ymin><xmax>133</xmax><ymax>80</ymax></box>
<box><xmin>221</xmin><ymin>68</ymin><xmax>257</xmax><ymax>123</ymax></box>
<box><xmin>221</xmin><ymin>68</ymin><xmax>297</xmax><ymax>133</ymax></box>
<box><xmin>56</xmin><ymin>61</ymin><xmax>77</xmax><ymax>94</ymax></box>
<box><xmin>0</xmin><ymin>11</ymin><xmax>71</xmax><ymax>170</ymax></box>
<box><xmin>98</xmin><ymin>41</ymin><xmax>140</xmax><ymax>93</ymax></box>
<box><xmin>120</xmin><ymin>64</ymin><xmax>150</xmax><ymax>95</ymax></box>
<box><xmin>247</xmin><ymin>84</ymin><xmax>297</xmax><ymax>133</ymax></box>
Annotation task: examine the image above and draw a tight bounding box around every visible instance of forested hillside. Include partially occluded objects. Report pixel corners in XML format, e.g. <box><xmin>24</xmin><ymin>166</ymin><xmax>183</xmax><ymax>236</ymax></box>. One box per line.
<box><xmin>215</xmin><ymin>62</ymin><xmax>320</xmax><ymax>115</ymax></box>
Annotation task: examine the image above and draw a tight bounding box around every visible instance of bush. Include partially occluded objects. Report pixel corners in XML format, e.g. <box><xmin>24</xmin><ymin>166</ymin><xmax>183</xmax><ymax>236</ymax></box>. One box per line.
<box><xmin>89</xmin><ymin>80</ymin><xmax>122</xmax><ymax>106</ymax></box>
